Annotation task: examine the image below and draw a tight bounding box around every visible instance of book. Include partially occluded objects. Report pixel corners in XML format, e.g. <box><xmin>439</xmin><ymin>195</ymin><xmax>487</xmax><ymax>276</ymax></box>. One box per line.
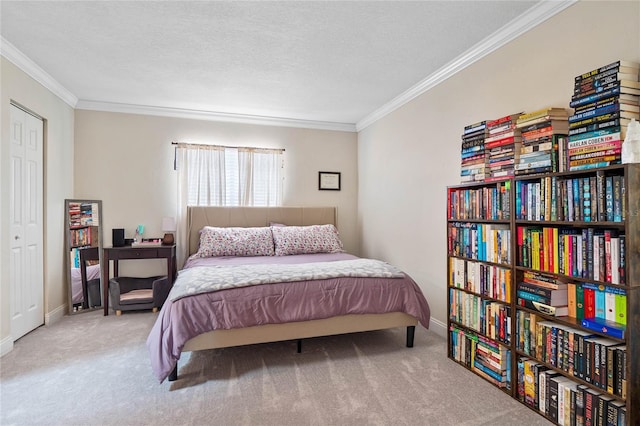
<box><xmin>584</xmin><ymin>287</ymin><xmax>596</xmax><ymax>319</ymax></box>
<box><xmin>523</xmin><ymin>359</ymin><xmax>541</xmax><ymax>407</ymax></box>
<box><xmin>569</xmin><ymin>148</ymin><xmax>621</xmax><ymax>163</ymax></box>
<box><xmin>581</xmin><ymin>317</ymin><xmax>626</xmax><ymax>339</ymax></box>
<box><xmin>575</xmin><ymin>71</ymin><xmax>640</xmax><ymax>94</ymax></box>
<box><xmin>487</xmin><ymin>112</ymin><xmax>522</xmax><ymax>128</ymax></box>
<box><xmin>583</xmin><ymin>387</ymin><xmax>601</xmax><ymax>426</ymax></box>
<box><xmin>517</xmin><ymin>108</ymin><xmax>568</xmax><ymax>124</ymax></box>
<box><xmin>517</xmin><ymin>282</ymin><xmax>568</xmax><ymax>305</ymax></box>
<box><xmin>569</xmin><ymin>87</ymin><xmax>623</xmax><ymax>108</ymax></box>
<box><xmin>569</xmin><ymin>104</ymin><xmax>638</xmax><ymax>123</ymax></box>
<box><xmin>615</xmin><ymin>346</ymin><xmax>627</xmax><ymax>398</ymax></box>
<box><xmin>549</xmin><ymin>376</ymin><xmax>574</xmax><ymax>422</ymax></box>
<box><xmin>596</xmin><ymin>395</ymin><xmax>614</xmax><ymax>426</ymax></box>
<box><xmin>576</xmin><ymin>70</ymin><xmax>640</xmax><ymax>90</ymax></box>
<box><xmin>567</xmin><ymin>132</ymin><xmax>621</xmax><ymax>150</ymax></box>
<box><xmin>518</xmin><ymin>119</ymin><xmax>569</xmax><ymax>134</ymax></box>
<box><xmin>464</xmin><ymin>120</ymin><xmax>487</xmax><ymax>135</ymax></box>
<box><xmin>570</xmin><ymin>112</ymin><xmax>631</xmax><ymax>131</ymax></box>
<box><xmin>573</xmin><ymin>94</ymin><xmax>640</xmax><ymax>114</ymax></box>
<box><xmin>557</xmin><ymin>378</ymin><xmax>576</xmax><ymax>425</ymax></box>
<box><xmin>574</xmin><ymin>79</ymin><xmax>640</xmax><ymax>97</ymax></box>
<box><xmin>567</xmin><ymin>283</ymin><xmax>577</xmax><ymax>318</ymax></box>
<box><xmin>607</xmin><ymin>400</ymin><xmax>625</xmax><ymax>426</ymax></box>
<box><xmin>522</xmin><ymin>271</ymin><xmax>568</xmax><ymax>290</ymax></box>
<box><xmin>569</xmin><ymin>118</ymin><xmax>629</xmax><ymax>138</ymax></box>
<box><xmin>568</xmin><ymin>140</ymin><xmax>622</xmax><ymax>158</ymax></box>
<box><xmin>615</xmin><ymin>293</ymin><xmax>627</xmax><ymax>325</ymax></box>
<box><xmin>575</xmin><ymin>385</ymin><xmax>587</xmax><ymax>425</ymax></box>
<box><xmin>574</xmin><ymin>60</ymin><xmax>640</xmax><ymax>83</ymax></box>
<box><xmin>517</xmin><ymin>297</ymin><xmax>569</xmax><ymax>316</ymax></box>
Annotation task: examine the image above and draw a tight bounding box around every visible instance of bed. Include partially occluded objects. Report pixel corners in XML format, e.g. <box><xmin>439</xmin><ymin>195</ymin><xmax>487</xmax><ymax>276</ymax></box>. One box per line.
<box><xmin>147</xmin><ymin>206</ymin><xmax>431</xmax><ymax>383</ymax></box>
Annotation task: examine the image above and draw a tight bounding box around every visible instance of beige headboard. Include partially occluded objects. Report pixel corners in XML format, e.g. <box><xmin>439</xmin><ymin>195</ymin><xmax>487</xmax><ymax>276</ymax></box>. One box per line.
<box><xmin>187</xmin><ymin>206</ymin><xmax>337</xmax><ymax>256</ymax></box>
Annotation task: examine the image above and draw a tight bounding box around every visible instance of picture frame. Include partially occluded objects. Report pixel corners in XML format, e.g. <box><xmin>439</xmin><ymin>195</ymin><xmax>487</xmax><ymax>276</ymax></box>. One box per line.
<box><xmin>318</xmin><ymin>171</ymin><xmax>341</xmax><ymax>191</ymax></box>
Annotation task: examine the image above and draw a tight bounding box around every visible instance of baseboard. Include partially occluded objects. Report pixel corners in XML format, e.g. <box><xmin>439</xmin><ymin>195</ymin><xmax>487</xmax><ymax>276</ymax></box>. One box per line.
<box><xmin>428</xmin><ymin>317</ymin><xmax>447</xmax><ymax>339</ymax></box>
<box><xmin>0</xmin><ymin>334</ymin><xmax>14</xmax><ymax>357</ymax></box>
<box><xmin>1</xmin><ymin>305</ymin><xmax>66</xmax><ymax>357</ymax></box>
<box><xmin>45</xmin><ymin>304</ymin><xmax>67</xmax><ymax>325</ymax></box>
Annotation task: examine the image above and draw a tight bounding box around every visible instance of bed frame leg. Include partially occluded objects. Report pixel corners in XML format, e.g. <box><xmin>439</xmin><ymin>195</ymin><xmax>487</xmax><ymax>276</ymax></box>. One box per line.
<box><xmin>168</xmin><ymin>365</ymin><xmax>178</xmax><ymax>382</ymax></box>
<box><xmin>297</xmin><ymin>339</ymin><xmax>302</xmax><ymax>353</ymax></box>
<box><xmin>406</xmin><ymin>326</ymin><xmax>415</xmax><ymax>348</ymax></box>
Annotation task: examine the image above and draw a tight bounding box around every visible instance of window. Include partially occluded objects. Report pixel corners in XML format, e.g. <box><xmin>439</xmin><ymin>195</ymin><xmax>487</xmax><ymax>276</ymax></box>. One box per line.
<box><xmin>176</xmin><ymin>143</ymin><xmax>284</xmax><ymax>207</ymax></box>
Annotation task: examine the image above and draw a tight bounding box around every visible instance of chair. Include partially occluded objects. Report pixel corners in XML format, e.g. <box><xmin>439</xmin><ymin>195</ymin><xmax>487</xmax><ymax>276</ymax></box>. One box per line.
<box><xmin>109</xmin><ymin>276</ymin><xmax>171</xmax><ymax>315</ymax></box>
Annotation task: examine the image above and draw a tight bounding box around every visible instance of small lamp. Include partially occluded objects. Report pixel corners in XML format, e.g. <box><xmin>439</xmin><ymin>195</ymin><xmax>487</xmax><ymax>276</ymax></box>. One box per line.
<box><xmin>161</xmin><ymin>217</ymin><xmax>176</xmax><ymax>246</ymax></box>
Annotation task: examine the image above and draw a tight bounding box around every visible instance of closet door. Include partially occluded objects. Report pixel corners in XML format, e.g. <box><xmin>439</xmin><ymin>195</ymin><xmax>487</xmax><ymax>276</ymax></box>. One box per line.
<box><xmin>10</xmin><ymin>103</ymin><xmax>44</xmax><ymax>340</ymax></box>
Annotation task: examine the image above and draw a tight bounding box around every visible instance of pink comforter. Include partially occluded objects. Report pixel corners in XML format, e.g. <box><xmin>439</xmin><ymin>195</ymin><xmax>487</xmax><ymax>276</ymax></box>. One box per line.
<box><xmin>146</xmin><ymin>253</ymin><xmax>430</xmax><ymax>382</ymax></box>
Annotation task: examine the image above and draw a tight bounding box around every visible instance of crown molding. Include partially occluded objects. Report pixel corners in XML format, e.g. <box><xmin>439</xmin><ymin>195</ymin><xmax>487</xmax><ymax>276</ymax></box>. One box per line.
<box><xmin>1</xmin><ymin>37</ymin><xmax>354</xmax><ymax>132</ymax></box>
<box><xmin>3</xmin><ymin>0</ymin><xmax>576</xmax><ymax>134</ymax></box>
<box><xmin>75</xmin><ymin>100</ymin><xmax>357</xmax><ymax>132</ymax></box>
<box><xmin>355</xmin><ymin>0</ymin><xmax>577</xmax><ymax>132</ymax></box>
<box><xmin>1</xmin><ymin>37</ymin><xmax>78</xmax><ymax>108</ymax></box>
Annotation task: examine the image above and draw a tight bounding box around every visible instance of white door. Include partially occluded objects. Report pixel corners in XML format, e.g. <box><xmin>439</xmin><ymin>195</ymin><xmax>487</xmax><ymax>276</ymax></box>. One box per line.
<box><xmin>10</xmin><ymin>103</ymin><xmax>44</xmax><ymax>340</ymax></box>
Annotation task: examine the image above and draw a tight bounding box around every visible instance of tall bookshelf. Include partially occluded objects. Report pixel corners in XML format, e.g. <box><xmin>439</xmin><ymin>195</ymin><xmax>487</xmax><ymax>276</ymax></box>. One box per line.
<box><xmin>446</xmin><ymin>164</ymin><xmax>638</xmax><ymax>425</ymax></box>
<box><xmin>446</xmin><ymin>179</ymin><xmax>514</xmax><ymax>393</ymax></box>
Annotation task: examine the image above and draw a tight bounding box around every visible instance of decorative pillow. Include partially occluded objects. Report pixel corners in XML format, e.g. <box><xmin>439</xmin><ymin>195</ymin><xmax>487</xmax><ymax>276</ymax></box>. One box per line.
<box><xmin>271</xmin><ymin>224</ymin><xmax>344</xmax><ymax>256</ymax></box>
<box><xmin>196</xmin><ymin>226</ymin><xmax>275</xmax><ymax>257</ymax></box>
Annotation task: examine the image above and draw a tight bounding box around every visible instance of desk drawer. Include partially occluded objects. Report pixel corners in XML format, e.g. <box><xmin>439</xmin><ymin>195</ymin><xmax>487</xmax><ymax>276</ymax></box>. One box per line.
<box><xmin>116</xmin><ymin>249</ymin><xmax>158</xmax><ymax>259</ymax></box>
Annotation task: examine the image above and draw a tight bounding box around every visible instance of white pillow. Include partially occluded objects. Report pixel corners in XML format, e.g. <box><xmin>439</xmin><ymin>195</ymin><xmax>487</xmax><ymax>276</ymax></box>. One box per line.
<box><xmin>196</xmin><ymin>226</ymin><xmax>275</xmax><ymax>257</ymax></box>
<box><xmin>271</xmin><ymin>224</ymin><xmax>344</xmax><ymax>256</ymax></box>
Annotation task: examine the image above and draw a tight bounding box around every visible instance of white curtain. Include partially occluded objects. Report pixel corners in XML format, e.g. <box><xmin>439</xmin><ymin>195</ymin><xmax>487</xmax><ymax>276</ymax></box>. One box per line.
<box><xmin>175</xmin><ymin>143</ymin><xmax>283</xmax><ymax>266</ymax></box>
<box><xmin>238</xmin><ymin>147</ymin><xmax>283</xmax><ymax>206</ymax></box>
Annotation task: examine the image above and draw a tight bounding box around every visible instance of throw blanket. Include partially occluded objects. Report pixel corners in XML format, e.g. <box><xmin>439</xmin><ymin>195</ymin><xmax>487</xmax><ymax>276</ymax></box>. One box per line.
<box><xmin>169</xmin><ymin>258</ymin><xmax>405</xmax><ymax>301</ymax></box>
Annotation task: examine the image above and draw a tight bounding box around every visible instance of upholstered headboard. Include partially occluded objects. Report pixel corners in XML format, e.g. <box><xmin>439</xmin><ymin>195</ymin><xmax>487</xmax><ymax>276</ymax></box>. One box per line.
<box><xmin>187</xmin><ymin>206</ymin><xmax>337</xmax><ymax>256</ymax></box>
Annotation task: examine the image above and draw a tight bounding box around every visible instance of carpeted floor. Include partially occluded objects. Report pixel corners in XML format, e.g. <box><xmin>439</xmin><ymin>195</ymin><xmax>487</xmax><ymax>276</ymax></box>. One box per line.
<box><xmin>0</xmin><ymin>310</ymin><xmax>551</xmax><ymax>425</ymax></box>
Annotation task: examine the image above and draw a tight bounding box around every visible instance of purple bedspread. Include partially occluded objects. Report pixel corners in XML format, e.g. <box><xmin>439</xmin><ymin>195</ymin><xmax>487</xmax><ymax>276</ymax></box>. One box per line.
<box><xmin>147</xmin><ymin>253</ymin><xmax>431</xmax><ymax>382</ymax></box>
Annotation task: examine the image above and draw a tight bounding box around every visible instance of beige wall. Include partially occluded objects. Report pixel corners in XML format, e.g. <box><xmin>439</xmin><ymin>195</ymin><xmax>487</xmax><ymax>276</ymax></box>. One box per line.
<box><xmin>1</xmin><ymin>57</ymin><xmax>75</xmax><ymax>352</ymax></box>
<box><xmin>357</xmin><ymin>1</ymin><xmax>640</xmax><ymax>336</ymax></box>
<box><xmin>73</xmin><ymin>110</ymin><xmax>358</xmax><ymax>276</ymax></box>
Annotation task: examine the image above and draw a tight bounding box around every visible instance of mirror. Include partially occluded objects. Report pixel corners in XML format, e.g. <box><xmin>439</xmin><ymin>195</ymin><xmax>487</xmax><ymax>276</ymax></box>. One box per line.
<box><xmin>65</xmin><ymin>199</ymin><xmax>103</xmax><ymax>314</ymax></box>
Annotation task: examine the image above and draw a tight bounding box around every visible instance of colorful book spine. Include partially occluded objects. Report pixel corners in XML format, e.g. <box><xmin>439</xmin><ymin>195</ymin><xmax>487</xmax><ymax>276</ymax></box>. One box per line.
<box><xmin>581</xmin><ymin>317</ymin><xmax>626</xmax><ymax>339</ymax></box>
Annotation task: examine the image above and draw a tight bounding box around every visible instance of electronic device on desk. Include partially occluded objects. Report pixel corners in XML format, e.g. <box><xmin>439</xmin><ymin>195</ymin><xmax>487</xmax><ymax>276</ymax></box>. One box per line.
<box><xmin>112</xmin><ymin>228</ymin><xmax>125</xmax><ymax>247</ymax></box>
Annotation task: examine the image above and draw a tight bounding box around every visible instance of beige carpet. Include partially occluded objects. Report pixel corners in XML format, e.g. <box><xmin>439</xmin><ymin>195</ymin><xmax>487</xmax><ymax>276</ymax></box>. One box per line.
<box><xmin>0</xmin><ymin>310</ymin><xmax>551</xmax><ymax>425</ymax></box>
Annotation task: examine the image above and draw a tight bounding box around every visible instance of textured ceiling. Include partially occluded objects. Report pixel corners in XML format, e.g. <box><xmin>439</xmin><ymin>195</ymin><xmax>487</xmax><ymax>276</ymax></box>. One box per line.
<box><xmin>1</xmin><ymin>1</ymin><xmax>552</xmax><ymax>128</ymax></box>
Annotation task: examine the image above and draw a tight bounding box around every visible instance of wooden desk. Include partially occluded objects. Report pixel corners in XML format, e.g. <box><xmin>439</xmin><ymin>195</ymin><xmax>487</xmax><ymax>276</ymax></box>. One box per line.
<box><xmin>102</xmin><ymin>244</ymin><xmax>176</xmax><ymax>316</ymax></box>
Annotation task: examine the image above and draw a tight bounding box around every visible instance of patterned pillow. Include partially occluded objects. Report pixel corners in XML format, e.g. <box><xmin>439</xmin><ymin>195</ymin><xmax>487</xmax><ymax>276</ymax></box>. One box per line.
<box><xmin>271</xmin><ymin>224</ymin><xmax>344</xmax><ymax>256</ymax></box>
<box><xmin>196</xmin><ymin>226</ymin><xmax>275</xmax><ymax>257</ymax></box>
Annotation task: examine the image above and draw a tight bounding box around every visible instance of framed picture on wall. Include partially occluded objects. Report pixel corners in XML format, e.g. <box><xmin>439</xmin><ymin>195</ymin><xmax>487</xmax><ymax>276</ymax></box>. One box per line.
<box><xmin>318</xmin><ymin>171</ymin><xmax>341</xmax><ymax>191</ymax></box>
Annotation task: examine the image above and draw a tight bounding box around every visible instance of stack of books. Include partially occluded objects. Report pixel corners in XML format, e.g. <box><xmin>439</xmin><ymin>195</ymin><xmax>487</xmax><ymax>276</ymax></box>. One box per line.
<box><xmin>449</xmin><ymin>326</ymin><xmax>511</xmax><ymax>389</ymax></box>
<box><xmin>568</xmin><ymin>60</ymin><xmax>640</xmax><ymax>171</ymax></box>
<box><xmin>515</xmin><ymin>108</ymin><xmax>570</xmax><ymax>175</ymax></box>
<box><xmin>516</xmin><ymin>271</ymin><xmax>569</xmax><ymax>317</ymax></box>
<box><xmin>460</xmin><ymin>120</ymin><xmax>488</xmax><ymax>182</ymax></box>
<box><xmin>484</xmin><ymin>113</ymin><xmax>522</xmax><ymax>181</ymax></box>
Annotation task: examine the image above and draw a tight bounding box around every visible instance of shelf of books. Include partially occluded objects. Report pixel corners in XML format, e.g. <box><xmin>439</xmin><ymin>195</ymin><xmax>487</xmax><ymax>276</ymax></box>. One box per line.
<box><xmin>446</xmin><ymin>179</ymin><xmax>514</xmax><ymax>393</ymax></box>
<box><xmin>450</xmin><ymin>59</ymin><xmax>639</xmax><ymax>425</ymax></box>
<box><xmin>67</xmin><ymin>201</ymin><xmax>100</xmax><ymax>269</ymax></box>
<box><xmin>447</xmin><ymin>165</ymin><xmax>638</xmax><ymax>425</ymax></box>
<box><xmin>513</xmin><ymin>163</ymin><xmax>638</xmax><ymax>426</ymax></box>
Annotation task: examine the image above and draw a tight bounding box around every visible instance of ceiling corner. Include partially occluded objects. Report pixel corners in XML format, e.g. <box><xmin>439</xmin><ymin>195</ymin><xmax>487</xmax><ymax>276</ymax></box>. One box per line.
<box><xmin>1</xmin><ymin>37</ymin><xmax>78</xmax><ymax>108</ymax></box>
<box><xmin>355</xmin><ymin>0</ymin><xmax>577</xmax><ymax>132</ymax></box>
